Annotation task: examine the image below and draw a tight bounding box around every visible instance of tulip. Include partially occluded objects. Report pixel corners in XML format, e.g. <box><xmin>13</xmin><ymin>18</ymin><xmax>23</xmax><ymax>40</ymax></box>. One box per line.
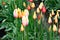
<box><xmin>20</xmin><ymin>24</ymin><xmax>24</xmax><ymax>31</ymax></box>
<box><xmin>49</xmin><ymin>13</ymin><xmax>52</xmax><ymax>17</ymax></box>
<box><xmin>48</xmin><ymin>17</ymin><xmax>52</xmax><ymax>24</ymax></box>
<box><xmin>53</xmin><ymin>24</ymin><xmax>57</xmax><ymax>32</ymax></box>
<box><xmin>24</xmin><ymin>9</ymin><xmax>29</xmax><ymax>17</ymax></box>
<box><xmin>23</xmin><ymin>2</ymin><xmax>26</xmax><ymax>7</ymax></box>
<box><xmin>30</xmin><ymin>2</ymin><xmax>35</xmax><ymax>8</ymax></box>
<box><xmin>22</xmin><ymin>16</ymin><xmax>29</xmax><ymax>26</ymax></box>
<box><xmin>33</xmin><ymin>11</ymin><xmax>37</xmax><ymax>19</ymax></box>
<box><xmin>36</xmin><ymin>8</ymin><xmax>40</xmax><ymax>13</ymax></box>
<box><xmin>39</xmin><ymin>2</ymin><xmax>44</xmax><ymax>10</ymax></box>
<box><xmin>13</xmin><ymin>9</ymin><xmax>18</xmax><ymax>18</ymax></box>
<box><xmin>51</xmin><ymin>9</ymin><xmax>55</xmax><ymax>16</ymax></box>
<box><xmin>27</xmin><ymin>5</ymin><xmax>31</xmax><ymax>10</ymax></box>
<box><xmin>56</xmin><ymin>11</ymin><xmax>59</xmax><ymax>17</ymax></box>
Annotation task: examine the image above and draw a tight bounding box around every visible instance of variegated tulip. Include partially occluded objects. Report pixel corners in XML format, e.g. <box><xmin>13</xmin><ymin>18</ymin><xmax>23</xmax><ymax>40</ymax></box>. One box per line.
<box><xmin>48</xmin><ymin>17</ymin><xmax>52</xmax><ymax>24</ymax></box>
<box><xmin>18</xmin><ymin>8</ymin><xmax>22</xmax><ymax>18</ymax></box>
<box><xmin>20</xmin><ymin>24</ymin><xmax>24</xmax><ymax>31</ymax></box>
<box><xmin>33</xmin><ymin>11</ymin><xmax>37</xmax><ymax>19</ymax></box>
<box><xmin>53</xmin><ymin>24</ymin><xmax>57</xmax><ymax>32</ymax></box>
<box><xmin>22</xmin><ymin>16</ymin><xmax>29</xmax><ymax>26</ymax></box>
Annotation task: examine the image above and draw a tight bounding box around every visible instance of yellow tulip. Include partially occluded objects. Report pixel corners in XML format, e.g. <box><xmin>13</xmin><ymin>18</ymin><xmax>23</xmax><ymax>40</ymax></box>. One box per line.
<box><xmin>53</xmin><ymin>24</ymin><xmax>57</xmax><ymax>32</ymax></box>
<box><xmin>30</xmin><ymin>2</ymin><xmax>35</xmax><ymax>8</ymax></box>
<box><xmin>33</xmin><ymin>11</ymin><xmax>37</xmax><ymax>19</ymax></box>
<box><xmin>54</xmin><ymin>15</ymin><xmax>58</xmax><ymax>23</ymax></box>
<box><xmin>20</xmin><ymin>24</ymin><xmax>24</xmax><ymax>32</ymax></box>
<box><xmin>36</xmin><ymin>8</ymin><xmax>40</xmax><ymax>13</ymax></box>
<box><xmin>49</xmin><ymin>13</ymin><xmax>52</xmax><ymax>17</ymax></box>
<box><xmin>51</xmin><ymin>9</ymin><xmax>55</xmax><ymax>16</ymax></box>
<box><xmin>23</xmin><ymin>2</ymin><xmax>26</xmax><ymax>7</ymax></box>
<box><xmin>48</xmin><ymin>17</ymin><xmax>52</xmax><ymax>24</ymax></box>
<box><xmin>56</xmin><ymin>11</ymin><xmax>59</xmax><ymax>17</ymax></box>
<box><xmin>39</xmin><ymin>2</ymin><xmax>44</xmax><ymax>9</ymax></box>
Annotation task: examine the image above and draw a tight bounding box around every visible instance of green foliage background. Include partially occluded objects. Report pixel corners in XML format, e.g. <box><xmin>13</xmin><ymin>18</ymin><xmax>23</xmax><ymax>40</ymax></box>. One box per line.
<box><xmin>0</xmin><ymin>0</ymin><xmax>60</xmax><ymax>40</ymax></box>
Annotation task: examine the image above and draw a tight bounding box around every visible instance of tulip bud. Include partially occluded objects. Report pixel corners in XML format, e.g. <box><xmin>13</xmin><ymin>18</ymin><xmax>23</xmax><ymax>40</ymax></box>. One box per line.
<box><xmin>21</xmin><ymin>10</ymin><xmax>25</xmax><ymax>17</ymax></box>
<box><xmin>33</xmin><ymin>11</ymin><xmax>37</xmax><ymax>19</ymax></box>
<box><xmin>27</xmin><ymin>5</ymin><xmax>31</xmax><ymax>10</ymax></box>
<box><xmin>24</xmin><ymin>9</ymin><xmax>29</xmax><ymax>17</ymax></box>
<box><xmin>50</xmin><ymin>13</ymin><xmax>52</xmax><ymax>17</ymax></box>
<box><xmin>22</xmin><ymin>16</ymin><xmax>29</xmax><ymax>26</ymax></box>
<box><xmin>48</xmin><ymin>17</ymin><xmax>52</xmax><ymax>24</ymax></box>
<box><xmin>18</xmin><ymin>8</ymin><xmax>22</xmax><ymax>18</ymax></box>
<box><xmin>13</xmin><ymin>9</ymin><xmax>18</xmax><ymax>18</ymax></box>
<box><xmin>54</xmin><ymin>15</ymin><xmax>58</xmax><ymax>23</ymax></box>
<box><xmin>49</xmin><ymin>25</ymin><xmax>52</xmax><ymax>31</ymax></box>
<box><xmin>23</xmin><ymin>2</ymin><xmax>26</xmax><ymax>7</ymax></box>
<box><xmin>20</xmin><ymin>24</ymin><xmax>24</xmax><ymax>32</ymax></box>
<box><xmin>36</xmin><ymin>8</ymin><xmax>40</xmax><ymax>13</ymax></box>
<box><xmin>53</xmin><ymin>24</ymin><xmax>57</xmax><ymax>32</ymax></box>
<box><xmin>39</xmin><ymin>2</ymin><xmax>44</xmax><ymax>10</ymax></box>
<box><xmin>56</xmin><ymin>12</ymin><xmax>59</xmax><ymax>17</ymax></box>
<box><xmin>52</xmin><ymin>9</ymin><xmax>55</xmax><ymax>16</ymax></box>
<box><xmin>30</xmin><ymin>2</ymin><xmax>35</xmax><ymax>8</ymax></box>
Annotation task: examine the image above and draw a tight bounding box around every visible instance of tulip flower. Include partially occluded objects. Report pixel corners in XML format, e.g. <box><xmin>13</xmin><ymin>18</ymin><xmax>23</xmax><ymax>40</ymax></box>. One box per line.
<box><xmin>20</xmin><ymin>24</ymin><xmax>24</xmax><ymax>31</ymax></box>
<box><xmin>22</xmin><ymin>16</ymin><xmax>29</xmax><ymax>26</ymax></box>
<box><xmin>56</xmin><ymin>12</ymin><xmax>59</xmax><ymax>17</ymax></box>
<box><xmin>53</xmin><ymin>24</ymin><xmax>57</xmax><ymax>32</ymax></box>
<box><xmin>33</xmin><ymin>11</ymin><xmax>37</xmax><ymax>19</ymax></box>
<box><xmin>36</xmin><ymin>8</ymin><xmax>40</xmax><ymax>13</ymax></box>
<box><xmin>24</xmin><ymin>9</ymin><xmax>29</xmax><ymax>17</ymax></box>
<box><xmin>13</xmin><ymin>9</ymin><xmax>18</xmax><ymax>18</ymax></box>
<box><xmin>54</xmin><ymin>15</ymin><xmax>58</xmax><ymax>23</ymax></box>
<box><xmin>30</xmin><ymin>2</ymin><xmax>35</xmax><ymax>8</ymax></box>
<box><xmin>23</xmin><ymin>2</ymin><xmax>26</xmax><ymax>7</ymax></box>
<box><xmin>39</xmin><ymin>2</ymin><xmax>44</xmax><ymax>10</ymax></box>
<box><xmin>49</xmin><ymin>13</ymin><xmax>52</xmax><ymax>17</ymax></box>
<box><xmin>51</xmin><ymin>9</ymin><xmax>55</xmax><ymax>16</ymax></box>
<box><xmin>48</xmin><ymin>17</ymin><xmax>52</xmax><ymax>24</ymax></box>
<box><xmin>18</xmin><ymin>8</ymin><xmax>22</xmax><ymax>18</ymax></box>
